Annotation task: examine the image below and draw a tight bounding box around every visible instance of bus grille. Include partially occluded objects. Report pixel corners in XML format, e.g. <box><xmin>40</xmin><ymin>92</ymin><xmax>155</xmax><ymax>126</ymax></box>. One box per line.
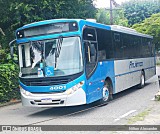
<box><xmin>20</xmin><ymin>78</ymin><xmax>70</xmax><ymax>86</ymax></box>
<box><xmin>20</xmin><ymin>72</ymin><xmax>83</xmax><ymax>86</ymax></box>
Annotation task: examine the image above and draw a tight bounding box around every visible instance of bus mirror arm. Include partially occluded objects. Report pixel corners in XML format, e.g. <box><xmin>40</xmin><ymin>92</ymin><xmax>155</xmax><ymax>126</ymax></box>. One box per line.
<box><xmin>9</xmin><ymin>39</ymin><xmax>16</xmax><ymax>58</ymax></box>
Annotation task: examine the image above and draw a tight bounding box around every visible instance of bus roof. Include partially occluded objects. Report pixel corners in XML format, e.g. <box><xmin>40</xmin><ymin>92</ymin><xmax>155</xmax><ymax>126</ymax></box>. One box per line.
<box><xmin>110</xmin><ymin>25</ymin><xmax>153</xmax><ymax>38</ymax></box>
<box><xmin>17</xmin><ymin>19</ymin><xmax>153</xmax><ymax>39</ymax></box>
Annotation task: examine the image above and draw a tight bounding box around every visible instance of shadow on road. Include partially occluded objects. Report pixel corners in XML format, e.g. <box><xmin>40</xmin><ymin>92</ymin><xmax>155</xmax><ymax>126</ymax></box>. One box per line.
<box><xmin>28</xmin><ymin>102</ymin><xmax>99</xmax><ymax>118</ymax></box>
<box><xmin>112</xmin><ymin>83</ymin><xmax>151</xmax><ymax>100</ymax></box>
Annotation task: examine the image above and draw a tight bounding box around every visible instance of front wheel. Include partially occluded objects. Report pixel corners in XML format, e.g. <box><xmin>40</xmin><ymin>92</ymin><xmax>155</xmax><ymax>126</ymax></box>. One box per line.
<box><xmin>100</xmin><ymin>81</ymin><xmax>113</xmax><ymax>104</ymax></box>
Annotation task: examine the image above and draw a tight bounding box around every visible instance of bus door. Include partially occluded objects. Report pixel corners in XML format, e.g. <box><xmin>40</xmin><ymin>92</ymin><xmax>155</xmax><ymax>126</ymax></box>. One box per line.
<box><xmin>83</xmin><ymin>27</ymin><xmax>102</xmax><ymax>103</ymax></box>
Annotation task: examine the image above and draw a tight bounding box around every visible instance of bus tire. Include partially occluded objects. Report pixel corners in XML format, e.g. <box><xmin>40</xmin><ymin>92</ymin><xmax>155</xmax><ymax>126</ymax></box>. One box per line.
<box><xmin>138</xmin><ymin>71</ymin><xmax>145</xmax><ymax>89</ymax></box>
<box><xmin>100</xmin><ymin>80</ymin><xmax>113</xmax><ymax>104</ymax></box>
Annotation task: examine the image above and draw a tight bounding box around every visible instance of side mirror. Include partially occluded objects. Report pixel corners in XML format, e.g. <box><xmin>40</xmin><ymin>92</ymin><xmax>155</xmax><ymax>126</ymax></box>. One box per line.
<box><xmin>9</xmin><ymin>39</ymin><xmax>18</xmax><ymax>63</ymax></box>
<box><xmin>9</xmin><ymin>39</ymin><xmax>16</xmax><ymax>58</ymax></box>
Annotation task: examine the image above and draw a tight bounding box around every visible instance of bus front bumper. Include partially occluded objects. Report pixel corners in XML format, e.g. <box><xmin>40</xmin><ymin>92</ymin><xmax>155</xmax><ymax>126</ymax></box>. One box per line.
<box><xmin>20</xmin><ymin>88</ymin><xmax>86</xmax><ymax>107</ymax></box>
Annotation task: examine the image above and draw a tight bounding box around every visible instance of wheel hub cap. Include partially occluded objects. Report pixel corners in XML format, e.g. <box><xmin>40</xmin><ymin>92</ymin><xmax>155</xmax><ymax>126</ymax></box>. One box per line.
<box><xmin>103</xmin><ymin>87</ymin><xmax>109</xmax><ymax>101</ymax></box>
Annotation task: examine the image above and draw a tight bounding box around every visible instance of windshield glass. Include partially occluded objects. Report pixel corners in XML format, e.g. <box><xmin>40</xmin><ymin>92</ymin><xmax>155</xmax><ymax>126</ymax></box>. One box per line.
<box><xmin>18</xmin><ymin>37</ymin><xmax>83</xmax><ymax>78</ymax></box>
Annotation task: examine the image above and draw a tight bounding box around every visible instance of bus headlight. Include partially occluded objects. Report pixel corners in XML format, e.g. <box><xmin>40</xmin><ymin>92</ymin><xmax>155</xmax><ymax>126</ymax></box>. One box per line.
<box><xmin>20</xmin><ymin>86</ymin><xmax>31</xmax><ymax>96</ymax></box>
<box><xmin>65</xmin><ymin>81</ymin><xmax>84</xmax><ymax>95</ymax></box>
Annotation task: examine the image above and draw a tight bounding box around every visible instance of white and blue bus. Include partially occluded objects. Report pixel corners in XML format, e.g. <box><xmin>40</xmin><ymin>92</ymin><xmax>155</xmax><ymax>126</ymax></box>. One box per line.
<box><xmin>10</xmin><ymin>19</ymin><xmax>156</xmax><ymax>107</ymax></box>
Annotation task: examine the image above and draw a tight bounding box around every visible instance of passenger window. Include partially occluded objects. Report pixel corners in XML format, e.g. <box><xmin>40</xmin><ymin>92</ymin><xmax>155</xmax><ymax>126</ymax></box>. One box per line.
<box><xmin>113</xmin><ymin>32</ymin><xmax>123</xmax><ymax>59</ymax></box>
<box><xmin>114</xmin><ymin>33</ymin><xmax>120</xmax><ymax>42</ymax></box>
<box><xmin>96</xmin><ymin>28</ymin><xmax>113</xmax><ymax>60</ymax></box>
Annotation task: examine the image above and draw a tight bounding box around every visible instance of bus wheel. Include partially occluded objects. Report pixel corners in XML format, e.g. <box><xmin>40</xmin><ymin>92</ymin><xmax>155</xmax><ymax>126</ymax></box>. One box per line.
<box><xmin>101</xmin><ymin>81</ymin><xmax>113</xmax><ymax>103</ymax></box>
<box><xmin>138</xmin><ymin>71</ymin><xmax>145</xmax><ymax>88</ymax></box>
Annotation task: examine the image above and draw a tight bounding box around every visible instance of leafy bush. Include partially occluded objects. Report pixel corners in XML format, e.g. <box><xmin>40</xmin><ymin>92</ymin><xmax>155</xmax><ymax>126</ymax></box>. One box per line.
<box><xmin>132</xmin><ymin>13</ymin><xmax>160</xmax><ymax>50</ymax></box>
<box><xmin>0</xmin><ymin>63</ymin><xmax>20</xmax><ymax>103</ymax></box>
<box><xmin>122</xmin><ymin>0</ymin><xmax>160</xmax><ymax>26</ymax></box>
<box><xmin>155</xmin><ymin>94</ymin><xmax>160</xmax><ymax>101</ymax></box>
<box><xmin>0</xmin><ymin>49</ymin><xmax>6</xmax><ymax>63</ymax></box>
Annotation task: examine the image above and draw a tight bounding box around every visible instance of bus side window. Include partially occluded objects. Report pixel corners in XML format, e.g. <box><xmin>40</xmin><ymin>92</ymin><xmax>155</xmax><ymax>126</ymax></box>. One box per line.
<box><xmin>114</xmin><ymin>33</ymin><xmax>120</xmax><ymax>42</ymax></box>
<box><xmin>98</xmin><ymin>50</ymin><xmax>106</xmax><ymax>60</ymax></box>
<box><xmin>148</xmin><ymin>39</ymin><xmax>153</xmax><ymax>57</ymax></box>
<box><xmin>113</xmin><ymin>32</ymin><xmax>123</xmax><ymax>59</ymax></box>
<box><xmin>150</xmin><ymin>40</ymin><xmax>154</xmax><ymax>56</ymax></box>
<box><xmin>96</xmin><ymin>28</ymin><xmax>113</xmax><ymax>60</ymax></box>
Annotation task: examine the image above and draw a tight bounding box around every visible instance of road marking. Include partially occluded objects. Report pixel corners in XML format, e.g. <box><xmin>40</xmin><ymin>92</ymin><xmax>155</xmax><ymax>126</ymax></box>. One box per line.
<box><xmin>114</xmin><ymin>110</ymin><xmax>137</xmax><ymax>122</ymax></box>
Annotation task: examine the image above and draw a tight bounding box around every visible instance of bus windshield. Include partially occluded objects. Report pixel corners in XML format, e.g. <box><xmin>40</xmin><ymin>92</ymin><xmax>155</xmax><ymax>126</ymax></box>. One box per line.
<box><xmin>18</xmin><ymin>36</ymin><xmax>83</xmax><ymax>78</ymax></box>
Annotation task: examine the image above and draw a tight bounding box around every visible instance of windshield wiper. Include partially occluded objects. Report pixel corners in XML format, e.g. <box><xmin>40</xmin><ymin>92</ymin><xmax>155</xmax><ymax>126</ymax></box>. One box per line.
<box><xmin>55</xmin><ymin>36</ymin><xmax>63</xmax><ymax>69</ymax></box>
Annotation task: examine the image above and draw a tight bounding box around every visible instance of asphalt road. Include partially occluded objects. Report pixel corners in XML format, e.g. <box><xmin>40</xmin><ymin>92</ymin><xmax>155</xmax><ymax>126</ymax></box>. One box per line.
<box><xmin>0</xmin><ymin>72</ymin><xmax>159</xmax><ymax>128</ymax></box>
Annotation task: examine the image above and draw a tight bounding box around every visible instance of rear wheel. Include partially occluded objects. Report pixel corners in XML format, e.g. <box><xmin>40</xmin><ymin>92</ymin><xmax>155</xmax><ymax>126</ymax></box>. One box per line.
<box><xmin>138</xmin><ymin>71</ymin><xmax>145</xmax><ymax>88</ymax></box>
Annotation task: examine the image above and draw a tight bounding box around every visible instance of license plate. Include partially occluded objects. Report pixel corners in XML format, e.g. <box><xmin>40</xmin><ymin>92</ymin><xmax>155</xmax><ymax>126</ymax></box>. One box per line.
<box><xmin>41</xmin><ymin>98</ymin><xmax>52</xmax><ymax>103</ymax></box>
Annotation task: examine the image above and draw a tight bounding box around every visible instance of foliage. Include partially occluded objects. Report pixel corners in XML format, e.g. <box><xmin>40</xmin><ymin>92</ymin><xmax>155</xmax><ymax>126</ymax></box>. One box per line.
<box><xmin>122</xmin><ymin>0</ymin><xmax>160</xmax><ymax>26</ymax></box>
<box><xmin>0</xmin><ymin>49</ymin><xmax>15</xmax><ymax>63</ymax></box>
<box><xmin>0</xmin><ymin>63</ymin><xmax>20</xmax><ymax>103</ymax></box>
<box><xmin>0</xmin><ymin>47</ymin><xmax>19</xmax><ymax>103</ymax></box>
<box><xmin>113</xmin><ymin>9</ymin><xmax>128</xmax><ymax>26</ymax></box>
<box><xmin>132</xmin><ymin>13</ymin><xmax>160</xmax><ymax>50</ymax></box>
<box><xmin>128</xmin><ymin>109</ymin><xmax>151</xmax><ymax>124</ymax></box>
<box><xmin>96</xmin><ymin>9</ymin><xmax>109</xmax><ymax>24</ymax></box>
<box><xmin>155</xmin><ymin>91</ymin><xmax>160</xmax><ymax>101</ymax></box>
<box><xmin>0</xmin><ymin>0</ymin><xmax>97</xmax><ymax>49</ymax></box>
<box><xmin>0</xmin><ymin>49</ymin><xmax>6</xmax><ymax>63</ymax></box>
<box><xmin>96</xmin><ymin>8</ymin><xmax>128</xmax><ymax>26</ymax></box>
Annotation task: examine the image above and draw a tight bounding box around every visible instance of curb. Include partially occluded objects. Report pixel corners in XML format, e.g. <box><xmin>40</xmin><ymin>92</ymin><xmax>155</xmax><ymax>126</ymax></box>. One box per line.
<box><xmin>0</xmin><ymin>100</ymin><xmax>21</xmax><ymax>108</ymax></box>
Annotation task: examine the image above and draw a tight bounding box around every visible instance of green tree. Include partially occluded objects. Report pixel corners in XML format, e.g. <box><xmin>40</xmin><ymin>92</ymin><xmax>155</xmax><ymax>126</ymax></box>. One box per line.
<box><xmin>0</xmin><ymin>0</ymin><xmax>96</xmax><ymax>49</ymax></box>
<box><xmin>96</xmin><ymin>8</ymin><xmax>128</xmax><ymax>26</ymax></box>
<box><xmin>132</xmin><ymin>13</ymin><xmax>160</xmax><ymax>50</ymax></box>
<box><xmin>96</xmin><ymin>8</ymin><xmax>110</xmax><ymax>24</ymax></box>
<box><xmin>122</xmin><ymin>0</ymin><xmax>160</xmax><ymax>26</ymax></box>
<box><xmin>113</xmin><ymin>9</ymin><xmax>128</xmax><ymax>26</ymax></box>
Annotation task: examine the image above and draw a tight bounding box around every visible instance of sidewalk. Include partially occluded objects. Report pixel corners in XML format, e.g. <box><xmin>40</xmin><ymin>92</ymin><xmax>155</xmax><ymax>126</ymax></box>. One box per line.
<box><xmin>133</xmin><ymin>101</ymin><xmax>160</xmax><ymax>125</ymax></box>
<box><xmin>128</xmin><ymin>66</ymin><xmax>160</xmax><ymax>125</ymax></box>
<box><xmin>133</xmin><ymin>66</ymin><xmax>160</xmax><ymax>125</ymax></box>
<box><xmin>113</xmin><ymin>103</ymin><xmax>160</xmax><ymax>134</ymax></box>
<box><xmin>112</xmin><ymin>67</ymin><xmax>160</xmax><ymax>134</ymax></box>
